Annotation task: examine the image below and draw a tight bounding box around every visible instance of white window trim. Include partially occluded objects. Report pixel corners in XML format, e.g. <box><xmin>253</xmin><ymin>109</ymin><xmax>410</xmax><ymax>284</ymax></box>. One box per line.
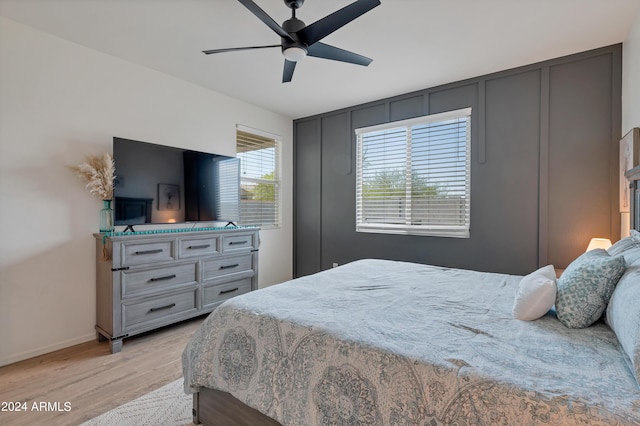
<box><xmin>355</xmin><ymin>108</ymin><xmax>471</xmax><ymax>238</ymax></box>
<box><xmin>236</xmin><ymin>124</ymin><xmax>282</xmax><ymax>230</ymax></box>
<box><xmin>354</xmin><ymin>108</ymin><xmax>471</xmax><ymax>137</ymax></box>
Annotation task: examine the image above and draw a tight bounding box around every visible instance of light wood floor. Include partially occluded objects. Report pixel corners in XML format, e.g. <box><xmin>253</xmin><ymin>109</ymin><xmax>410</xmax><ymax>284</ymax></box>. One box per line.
<box><xmin>0</xmin><ymin>316</ymin><xmax>205</xmax><ymax>426</ymax></box>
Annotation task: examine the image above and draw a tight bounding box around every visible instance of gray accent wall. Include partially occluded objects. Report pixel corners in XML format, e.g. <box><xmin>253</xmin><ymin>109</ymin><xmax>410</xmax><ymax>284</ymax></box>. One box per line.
<box><xmin>294</xmin><ymin>45</ymin><xmax>622</xmax><ymax>277</ymax></box>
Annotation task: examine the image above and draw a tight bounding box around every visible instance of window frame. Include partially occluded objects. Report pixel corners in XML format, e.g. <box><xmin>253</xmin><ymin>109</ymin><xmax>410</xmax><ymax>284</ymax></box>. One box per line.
<box><xmin>354</xmin><ymin>107</ymin><xmax>471</xmax><ymax>238</ymax></box>
<box><xmin>236</xmin><ymin>124</ymin><xmax>281</xmax><ymax>229</ymax></box>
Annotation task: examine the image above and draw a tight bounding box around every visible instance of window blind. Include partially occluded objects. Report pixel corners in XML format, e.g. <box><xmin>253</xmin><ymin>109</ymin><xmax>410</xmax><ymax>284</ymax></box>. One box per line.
<box><xmin>355</xmin><ymin>108</ymin><xmax>471</xmax><ymax>238</ymax></box>
<box><xmin>236</xmin><ymin>127</ymin><xmax>280</xmax><ymax>228</ymax></box>
<box><xmin>215</xmin><ymin>157</ymin><xmax>241</xmax><ymax>223</ymax></box>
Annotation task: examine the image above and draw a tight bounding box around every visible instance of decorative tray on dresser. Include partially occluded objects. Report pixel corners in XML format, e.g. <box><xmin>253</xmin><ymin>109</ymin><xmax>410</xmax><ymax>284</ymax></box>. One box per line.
<box><xmin>94</xmin><ymin>227</ymin><xmax>259</xmax><ymax>353</ymax></box>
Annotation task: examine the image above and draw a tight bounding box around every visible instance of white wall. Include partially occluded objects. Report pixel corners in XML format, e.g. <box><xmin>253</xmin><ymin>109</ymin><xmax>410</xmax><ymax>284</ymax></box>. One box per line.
<box><xmin>622</xmin><ymin>9</ymin><xmax>640</xmax><ymax>237</ymax></box>
<box><xmin>0</xmin><ymin>17</ymin><xmax>293</xmax><ymax>366</ymax></box>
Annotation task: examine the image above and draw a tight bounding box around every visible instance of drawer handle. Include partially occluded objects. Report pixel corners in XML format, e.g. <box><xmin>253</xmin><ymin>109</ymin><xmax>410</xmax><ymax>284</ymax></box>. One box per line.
<box><xmin>149</xmin><ymin>303</ymin><xmax>176</xmax><ymax>313</ymax></box>
<box><xmin>135</xmin><ymin>249</ymin><xmax>163</xmax><ymax>255</ymax></box>
<box><xmin>188</xmin><ymin>244</ymin><xmax>211</xmax><ymax>250</ymax></box>
<box><xmin>149</xmin><ymin>274</ymin><xmax>177</xmax><ymax>282</ymax></box>
<box><xmin>228</xmin><ymin>241</ymin><xmax>247</xmax><ymax>245</ymax></box>
<box><xmin>219</xmin><ymin>264</ymin><xmax>239</xmax><ymax>270</ymax></box>
<box><xmin>219</xmin><ymin>287</ymin><xmax>239</xmax><ymax>295</ymax></box>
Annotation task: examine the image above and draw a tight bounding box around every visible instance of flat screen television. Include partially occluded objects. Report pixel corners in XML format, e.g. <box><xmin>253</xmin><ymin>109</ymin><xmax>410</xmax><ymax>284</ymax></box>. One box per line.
<box><xmin>112</xmin><ymin>137</ymin><xmax>240</xmax><ymax>228</ymax></box>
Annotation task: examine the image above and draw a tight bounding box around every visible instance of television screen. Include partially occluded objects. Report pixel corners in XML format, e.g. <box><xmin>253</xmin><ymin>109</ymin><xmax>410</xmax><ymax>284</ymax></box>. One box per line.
<box><xmin>112</xmin><ymin>137</ymin><xmax>240</xmax><ymax>227</ymax></box>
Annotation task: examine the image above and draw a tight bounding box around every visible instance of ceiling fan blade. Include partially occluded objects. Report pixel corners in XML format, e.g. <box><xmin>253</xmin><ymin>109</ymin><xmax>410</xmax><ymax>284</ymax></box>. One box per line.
<box><xmin>283</xmin><ymin>60</ymin><xmax>296</xmax><ymax>83</ymax></box>
<box><xmin>297</xmin><ymin>0</ymin><xmax>380</xmax><ymax>46</ymax></box>
<box><xmin>203</xmin><ymin>45</ymin><xmax>280</xmax><ymax>55</ymax></box>
<box><xmin>237</xmin><ymin>0</ymin><xmax>294</xmax><ymax>42</ymax></box>
<box><xmin>307</xmin><ymin>42</ymin><xmax>372</xmax><ymax>66</ymax></box>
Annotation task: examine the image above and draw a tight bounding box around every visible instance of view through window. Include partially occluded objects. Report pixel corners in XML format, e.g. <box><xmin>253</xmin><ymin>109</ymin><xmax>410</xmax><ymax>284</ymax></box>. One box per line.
<box><xmin>236</xmin><ymin>127</ymin><xmax>281</xmax><ymax>228</ymax></box>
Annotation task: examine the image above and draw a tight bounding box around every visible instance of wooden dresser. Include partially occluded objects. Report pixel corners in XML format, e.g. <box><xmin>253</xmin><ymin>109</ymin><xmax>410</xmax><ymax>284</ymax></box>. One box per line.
<box><xmin>94</xmin><ymin>227</ymin><xmax>259</xmax><ymax>353</ymax></box>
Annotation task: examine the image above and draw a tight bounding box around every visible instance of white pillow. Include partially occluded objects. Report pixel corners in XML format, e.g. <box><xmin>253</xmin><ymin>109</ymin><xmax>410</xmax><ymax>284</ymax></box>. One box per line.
<box><xmin>512</xmin><ymin>265</ymin><xmax>557</xmax><ymax>321</ymax></box>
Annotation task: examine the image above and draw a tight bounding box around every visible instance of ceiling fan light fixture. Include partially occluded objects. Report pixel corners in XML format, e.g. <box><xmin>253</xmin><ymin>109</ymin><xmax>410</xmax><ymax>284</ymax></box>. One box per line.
<box><xmin>283</xmin><ymin>46</ymin><xmax>307</xmax><ymax>62</ymax></box>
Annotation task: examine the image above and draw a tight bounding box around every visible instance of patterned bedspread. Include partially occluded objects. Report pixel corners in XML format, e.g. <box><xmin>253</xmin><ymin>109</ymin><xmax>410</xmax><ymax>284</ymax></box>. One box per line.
<box><xmin>182</xmin><ymin>259</ymin><xmax>640</xmax><ymax>425</ymax></box>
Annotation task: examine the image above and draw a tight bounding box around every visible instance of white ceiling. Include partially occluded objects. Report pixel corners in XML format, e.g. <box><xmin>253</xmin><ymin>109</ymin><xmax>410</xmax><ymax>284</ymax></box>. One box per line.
<box><xmin>1</xmin><ymin>0</ymin><xmax>638</xmax><ymax>119</ymax></box>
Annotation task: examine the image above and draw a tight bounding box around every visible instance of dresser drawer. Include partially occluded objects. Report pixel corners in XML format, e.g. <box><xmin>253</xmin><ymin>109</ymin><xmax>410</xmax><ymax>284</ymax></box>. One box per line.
<box><xmin>202</xmin><ymin>277</ymin><xmax>252</xmax><ymax>309</ymax></box>
<box><xmin>179</xmin><ymin>236</ymin><xmax>219</xmax><ymax>258</ymax></box>
<box><xmin>123</xmin><ymin>290</ymin><xmax>197</xmax><ymax>330</ymax></box>
<box><xmin>221</xmin><ymin>233</ymin><xmax>256</xmax><ymax>253</ymax></box>
<box><xmin>202</xmin><ymin>253</ymin><xmax>253</xmax><ymax>281</ymax></box>
<box><xmin>121</xmin><ymin>240</ymin><xmax>175</xmax><ymax>267</ymax></box>
<box><xmin>121</xmin><ymin>263</ymin><xmax>197</xmax><ymax>298</ymax></box>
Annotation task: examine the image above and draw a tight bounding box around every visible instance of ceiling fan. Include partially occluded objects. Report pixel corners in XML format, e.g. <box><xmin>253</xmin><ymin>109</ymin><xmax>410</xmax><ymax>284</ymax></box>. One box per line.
<box><xmin>203</xmin><ymin>0</ymin><xmax>381</xmax><ymax>82</ymax></box>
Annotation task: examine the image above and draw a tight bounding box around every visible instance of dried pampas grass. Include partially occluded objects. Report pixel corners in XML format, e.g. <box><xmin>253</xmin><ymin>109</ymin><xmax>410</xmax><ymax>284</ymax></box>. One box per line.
<box><xmin>69</xmin><ymin>153</ymin><xmax>115</xmax><ymax>200</ymax></box>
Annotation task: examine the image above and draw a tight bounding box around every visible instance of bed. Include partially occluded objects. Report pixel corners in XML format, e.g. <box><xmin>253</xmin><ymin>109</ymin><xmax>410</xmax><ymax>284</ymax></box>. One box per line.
<box><xmin>182</xmin><ymin>248</ymin><xmax>640</xmax><ymax>425</ymax></box>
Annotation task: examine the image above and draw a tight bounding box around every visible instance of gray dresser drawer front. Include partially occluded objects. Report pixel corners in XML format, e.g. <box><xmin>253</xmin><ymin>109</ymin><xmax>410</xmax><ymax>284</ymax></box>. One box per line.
<box><xmin>121</xmin><ymin>263</ymin><xmax>197</xmax><ymax>298</ymax></box>
<box><xmin>202</xmin><ymin>254</ymin><xmax>253</xmax><ymax>280</ymax></box>
<box><xmin>122</xmin><ymin>240</ymin><xmax>175</xmax><ymax>266</ymax></box>
<box><xmin>123</xmin><ymin>290</ymin><xmax>197</xmax><ymax>330</ymax></box>
<box><xmin>179</xmin><ymin>236</ymin><xmax>219</xmax><ymax>258</ymax></box>
<box><xmin>221</xmin><ymin>233</ymin><xmax>256</xmax><ymax>252</ymax></box>
<box><xmin>202</xmin><ymin>278</ymin><xmax>252</xmax><ymax>309</ymax></box>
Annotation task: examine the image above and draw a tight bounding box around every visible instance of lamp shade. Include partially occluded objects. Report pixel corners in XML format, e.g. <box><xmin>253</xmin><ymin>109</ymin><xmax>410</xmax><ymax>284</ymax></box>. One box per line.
<box><xmin>586</xmin><ymin>238</ymin><xmax>612</xmax><ymax>252</ymax></box>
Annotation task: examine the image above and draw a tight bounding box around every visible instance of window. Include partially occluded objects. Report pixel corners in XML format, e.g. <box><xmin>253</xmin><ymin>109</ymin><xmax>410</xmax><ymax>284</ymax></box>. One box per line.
<box><xmin>236</xmin><ymin>125</ymin><xmax>281</xmax><ymax>228</ymax></box>
<box><xmin>355</xmin><ymin>108</ymin><xmax>471</xmax><ymax>238</ymax></box>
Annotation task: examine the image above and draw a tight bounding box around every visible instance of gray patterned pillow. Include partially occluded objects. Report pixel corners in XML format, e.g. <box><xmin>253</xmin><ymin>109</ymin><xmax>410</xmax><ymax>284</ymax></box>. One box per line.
<box><xmin>606</xmin><ymin>267</ymin><xmax>640</xmax><ymax>387</ymax></box>
<box><xmin>555</xmin><ymin>249</ymin><xmax>625</xmax><ymax>329</ymax></box>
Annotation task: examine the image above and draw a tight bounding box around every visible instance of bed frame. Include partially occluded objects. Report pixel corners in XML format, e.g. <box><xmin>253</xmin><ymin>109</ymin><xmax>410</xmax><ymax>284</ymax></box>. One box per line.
<box><xmin>193</xmin><ymin>388</ymin><xmax>281</xmax><ymax>425</ymax></box>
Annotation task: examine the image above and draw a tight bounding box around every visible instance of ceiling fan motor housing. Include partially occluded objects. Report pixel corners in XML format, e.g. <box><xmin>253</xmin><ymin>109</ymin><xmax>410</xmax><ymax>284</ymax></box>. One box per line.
<box><xmin>282</xmin><ymin>17</ymin><xmax>306</xmax><ymax>35</ymax></box>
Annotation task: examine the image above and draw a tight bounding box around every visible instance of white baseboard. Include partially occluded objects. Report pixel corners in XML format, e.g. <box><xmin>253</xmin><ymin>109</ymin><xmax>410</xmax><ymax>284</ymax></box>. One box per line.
<box><xmin>0</xmin><ymin>332</ymin><xmax>96</xmax><ymax>367</ymax></box>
